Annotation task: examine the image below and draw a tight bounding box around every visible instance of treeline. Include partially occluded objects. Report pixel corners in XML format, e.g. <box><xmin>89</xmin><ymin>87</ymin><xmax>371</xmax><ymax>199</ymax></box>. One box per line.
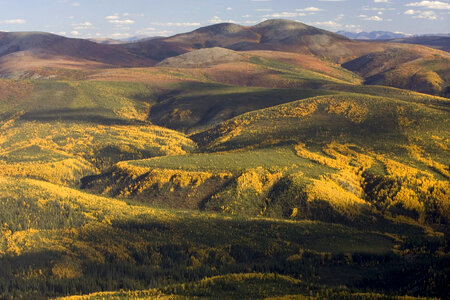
<box><xmin>0</xmin><ymin>221</ymin><xmax>448</xmax><ymax>299</ymax></box>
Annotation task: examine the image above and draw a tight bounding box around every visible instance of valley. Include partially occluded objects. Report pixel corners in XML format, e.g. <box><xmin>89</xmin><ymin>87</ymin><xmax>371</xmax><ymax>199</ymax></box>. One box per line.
<box><xmin>0</xmin><ymin>19</ymin><xmax>448</xmax><ymax>299</ymax></box>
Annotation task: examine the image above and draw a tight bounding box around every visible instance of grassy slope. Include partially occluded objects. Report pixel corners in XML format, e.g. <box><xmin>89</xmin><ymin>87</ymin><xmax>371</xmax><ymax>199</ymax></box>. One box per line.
<box><xmin>0</xmin><ymin>80</ymin><xmax>196</xmax><ymax>185</ymax></box>
<box><xmin>84</xmin><ymin>92</ymin><xmax>449</xmax><ymax>228</ymax></box>
<box><xmin>1</xmin><ymin>47</ymin><xmax>449</xmax><ymax>299</ymax></box>
<box><xmin>1</xmin><ymin>176</ymin><xmax>447</xmax><ymax>299</ymax></box>
<box><xmin>342</xmin><ymin>46</ymin><xmax>450</xmax><ymax>96</ymax></box>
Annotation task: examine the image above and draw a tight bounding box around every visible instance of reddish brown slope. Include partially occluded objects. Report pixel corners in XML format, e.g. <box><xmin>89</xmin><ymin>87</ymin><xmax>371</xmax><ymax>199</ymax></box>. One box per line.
<box><xmin>0</xmin><ymin>31</ymin><xmax>155</xmax><ymax>76</ymax></box>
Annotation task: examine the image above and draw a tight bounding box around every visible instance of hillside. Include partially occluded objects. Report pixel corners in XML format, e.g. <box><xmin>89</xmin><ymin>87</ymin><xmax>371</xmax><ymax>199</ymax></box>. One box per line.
<box><xmin>2</xmin><ymin>176</ymin><xmax>448</xmax><ymax>299</ymax></box>
<box><xmin>0</xmin><ymin>31</ymin><xmax>155</xmax><ymax>77</ymax></box>
<box><xmin>343</xmin><ymin>46</ymin><xmax>450</xmax><ymax>96</ymax></box>
<box><xmin>389</xmin><ymin>36</ymin><xmax>450</xmax><ymax>52</ymax></box>
<box><xmin>126</xmin><ymin>20</ymin><xmax>390</xmax><ymax>64</ymax></box>
<box><xmin>84</xmin><ymin>93</ymin><xmax>449</xmax><ymax>224</ymax></box>
<box><xmin>0</xmin><ymin>19</ymin><xmax>449</xmax><ymax>299</ymax></box>
<box><xmin>156</xmin><ymin>47</ymin><xmax>245</xmax><ymax>68</ymax></box>
<box><xmin>0</xmin><ymin>21</ymin><xmax>448</xmax><ymax>97</ymax></box>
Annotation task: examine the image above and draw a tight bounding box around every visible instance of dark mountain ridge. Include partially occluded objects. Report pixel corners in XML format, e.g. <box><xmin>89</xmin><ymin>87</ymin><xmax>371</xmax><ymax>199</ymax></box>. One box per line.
<box><xmin>0</xmin><ymin>31</ymin><xmax>156</xmax><ymax>67</ymax></box>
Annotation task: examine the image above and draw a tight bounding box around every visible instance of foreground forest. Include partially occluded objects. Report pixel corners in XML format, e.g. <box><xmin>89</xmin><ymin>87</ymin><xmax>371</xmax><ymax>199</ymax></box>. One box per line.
<box><xmin>0</xmin><ymin>20</ymin><xmax>449</xmax><ymax>299</ymax></box>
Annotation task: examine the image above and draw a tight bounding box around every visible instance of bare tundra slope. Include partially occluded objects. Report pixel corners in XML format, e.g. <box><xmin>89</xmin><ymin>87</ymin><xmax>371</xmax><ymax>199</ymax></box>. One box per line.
<box><xmin>0</xmin><ymin>19</ymin><xmax>449</xmax><ymax>299</ymax></box>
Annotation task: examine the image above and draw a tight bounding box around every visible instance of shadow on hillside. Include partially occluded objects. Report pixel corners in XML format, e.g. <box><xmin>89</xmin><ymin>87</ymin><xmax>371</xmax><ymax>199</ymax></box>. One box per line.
<box><xmin>148</xmin><ymin>83</ymin><xmax>331</xmax><ymax>132</ymax></box>
<box><xmin>21</xmin><ymin>108</ymin><xmax>148</xmax><ymax>125</ymax></box>
<box><xmin>0</xmin><ymin>213</ymin><xmax>447</xmax><ymax>299</ymax></box>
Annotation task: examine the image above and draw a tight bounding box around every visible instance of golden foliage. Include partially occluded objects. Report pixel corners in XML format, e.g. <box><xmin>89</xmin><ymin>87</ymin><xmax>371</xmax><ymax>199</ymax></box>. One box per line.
<box><xmin>236</xmin><ymin>167</ymin><xmax>283</xmax><ymax>197</ymax></box>
<box><xmin>0</xmin><ymin>121</ymin><xmax>195</xmax><ymax>184</ymax></box>
<box><xmin>324</xmin><ymin>99</ymin><xmax>368</xmax><ymax>124</ymax></box>
<box><xmin>404</xmin><ymin>144</ymin><xmax>449</xmax><ymax>179</ymax></box>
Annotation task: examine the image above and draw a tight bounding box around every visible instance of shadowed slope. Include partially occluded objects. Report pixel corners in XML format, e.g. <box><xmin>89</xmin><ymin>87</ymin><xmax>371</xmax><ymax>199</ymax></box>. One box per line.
<box><xmin>0</xmin><ymin>32</ymin><xmax>155</xmax><ymax>77</ymax></box>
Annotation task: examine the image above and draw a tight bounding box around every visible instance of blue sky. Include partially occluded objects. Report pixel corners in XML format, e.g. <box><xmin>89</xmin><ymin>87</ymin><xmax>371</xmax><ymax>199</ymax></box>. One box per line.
<box><xmin>0</xmin><ymin>0</ymin><xmax>448</xmax><ymax>38</ymax></box>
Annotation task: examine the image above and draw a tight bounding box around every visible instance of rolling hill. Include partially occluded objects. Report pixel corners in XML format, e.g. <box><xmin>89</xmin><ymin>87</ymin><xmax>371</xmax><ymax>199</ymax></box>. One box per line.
<box><xmin>125</xmin><ymin>19</ymin><xmax>389</xmax><ymax>64</ymax></box>
<box><xmin>0</xmin><ymin>21</ymin><xmax>448</xmax><ymax>96</ymax></box>
<box><xmin>388</xmin><ymin>35</ymin><xmax>450</xmax><ymax>52</ymax></box>
<box><xmin>0</xmin><ymin>19</ymin><xmax>449</xmax><ymax>299</ymax></box>
<box><xmin>0</xmin><ymin>31</ymin><xmax>155</xmax><ymax>77</ymax></box>
<box><xmin>343</xmin><ymin>46</ymin><xmax>450</xmax><ymax>96</ymax></box>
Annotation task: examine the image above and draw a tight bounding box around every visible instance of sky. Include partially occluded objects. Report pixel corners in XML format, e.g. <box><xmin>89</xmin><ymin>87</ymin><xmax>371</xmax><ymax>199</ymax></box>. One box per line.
<box><xmin>0</xmin><ymin>0</ymin><xmax>449</xmax><ymax>39</ymax></box>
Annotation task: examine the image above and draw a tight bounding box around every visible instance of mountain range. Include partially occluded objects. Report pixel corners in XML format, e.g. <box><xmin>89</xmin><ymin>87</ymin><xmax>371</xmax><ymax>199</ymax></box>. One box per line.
<box><xmin>0</xmin><ymin>19</ymin><xmax>448</xmax><ymax>96</ymax></box>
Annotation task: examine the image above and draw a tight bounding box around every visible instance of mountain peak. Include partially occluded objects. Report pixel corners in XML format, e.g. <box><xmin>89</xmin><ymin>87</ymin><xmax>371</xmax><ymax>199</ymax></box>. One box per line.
<box><xmin>253</xmin><ymin>19</ymin><xmax>309</xmax><ymax>30</ymax></box>
<box><xmin>195</xmin><ymin>23</ymin><xmax>247</xmax><ymax>35</ymax></box>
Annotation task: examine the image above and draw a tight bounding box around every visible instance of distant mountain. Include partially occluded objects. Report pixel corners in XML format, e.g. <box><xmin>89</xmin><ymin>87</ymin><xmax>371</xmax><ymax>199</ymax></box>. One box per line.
<box><xmin>0</xmin><ymin>21</ymin><xmax>448</xmax><ymax>95</ymax></box>
<box><xmin>88</xmin><ymin>38</ymin><xmax>122</xmax><ymax>45</ymax></box>
<box><xmin>389</xmin><ymin>36</ymin><xmax>450</xmax><ymax>52</ymax></box>
<box><xmin>337</xmin><ymin>31</ymin><xmax>450</xmax><ymax>52</ymax></box>
<box><xmin>0</xmin><ymin>31</ymin><xmax>156</xmax><ymax>76</ymax></box>
<box><xmin>119</xmin><ymin>35</ymin><xmax>161</xmax><ymax>43</ymax></box>
<box><xmin>125</xmin><ymin>19</ymin><xmax>389</xmax><ymax>63</ymax></box>
<box><xmin>337</xmin><ymin>31</ymin><xmax>409</xmax><ymax>40</ymax></box>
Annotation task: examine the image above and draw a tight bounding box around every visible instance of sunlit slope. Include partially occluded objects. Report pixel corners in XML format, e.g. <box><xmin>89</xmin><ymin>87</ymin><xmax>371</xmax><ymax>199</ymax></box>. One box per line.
<box><xmin>193</xmin><ymin>93</ymin><xmax>449</xmax><ymax>158</ymax></box>
<box><xmin>155</xmin><ymin>48</ymin><xmax>363</xmax><ymax>86</ymax></box>
<box><xmin>343</xmin><ymin>46</ymin><xmax>450</xmax><ymax>96</ymax></box>
<box><xmin>86</xmin><ymin>93</ymin><xmax>449</xmax><ymax>224</ymax></box>
<box><xmin>0</xmin><ymin>79</ymin><xmax>196</xmax><ymax>184</ymax></box>
<box><xmin>2</xmin><ymin>176</ymin><xmax>446</xmax><ymax>299</ymax></box>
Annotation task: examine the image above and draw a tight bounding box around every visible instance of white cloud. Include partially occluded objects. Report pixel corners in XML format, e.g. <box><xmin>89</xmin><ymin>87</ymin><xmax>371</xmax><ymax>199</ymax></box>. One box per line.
<box><xmin>73</xmin><ymin>21</ymin><xmax>93</xmax><ymax>30</ymax></box>
<box><xmin>406</xmin><ymin>1</ymin><xmax>450</xmax><ymax>9</ymax></box>
<box><xmin>414</xmin><ymin>10</ymin><xmax>439</xmax><ymax>19</ymax></box>
<box><xmin>296</xmin><ymin>7</ymin><xmax>323</xmax><ymax>12</ymax></box>
<box><xmin>135</xmin><ymin>27</ymin><xmax>173</xmax><ymax>36</ymax></box>
<box><xmin>345</xmin><ymin>24</ymin><xmax>362</xmax><ymax>32</ymax></box>
<box><xmin>71</xmin><ymin>2</ymin><xmax>80</xmax><ymax>6</ymax></box>
<box><xmin>310</xmin><ymin>20</ymin><xmax>342</xmax><ymax>29</ymax></box>
<box><xmin>359</xmin><ymin>15</ymin><xmax>384</xmax><ymax>21</ymax></box>
<box><xmin>109</xmin><ymin>19</ymin><xmax>135</xmax><ymax>24</ymax></box>
<box><xmin>106</xmin><ymin>15</ymin><xmax>119</xmax><ymax>20</ymax></box>
<box><xmin>403</xmin><ymin>8</ymin><xmax>440</xmax><ymax>19</ymax></box>
<box><xmin>75</xmin><ymin>22</ymin><xmax>92</xmax><ymax>26</ymax></box>
<box><xmin>109</xmin><ymin>32</ymin><xmax>131</xmax><ymax>38</ymax></box>
<box><xmin>374</xmin><ymin>0</ymin><xmax>389</xmax><ymax>2</ymax></box>
<box><xmin>362</xmin><ymin>7</ymin><xmax>394</xmax><ymax>11</ymax></box>
<box><xmin>208</xmin><ymin>16</ymin><xmax>236</xmax><ymax>24</ymax></box>
<box><xmin>317</xmin><ymin>0</ymin><xmax>346</xmax><ymax>1</ymax></box>
<box><xmin>70</xmin><ymin>30</ymin><xmax>79</xmax><ymax>35</ymax></box>
<box><xmin>0</xmin><ymin>19</ymin><xmax>26</xmax><ymax>24</ymax></box>
<box><xmin>152</xmin><ymin>22</ymin><xmax>201</xmax><ymax>27</ymax></box>
<box><xmin>264</xmin><ymin>12</ymin><xmax>306</xmax><ymax>18</ymax></box>
<box><xmin>256</xmin><ymin>8</ymin><xmax>272</xmax><ymax>12</ymax></box>
<box><xmin>227</xmin><ymin>7</ymin><xmax>232</xmax><ymax>11</ymax></box>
